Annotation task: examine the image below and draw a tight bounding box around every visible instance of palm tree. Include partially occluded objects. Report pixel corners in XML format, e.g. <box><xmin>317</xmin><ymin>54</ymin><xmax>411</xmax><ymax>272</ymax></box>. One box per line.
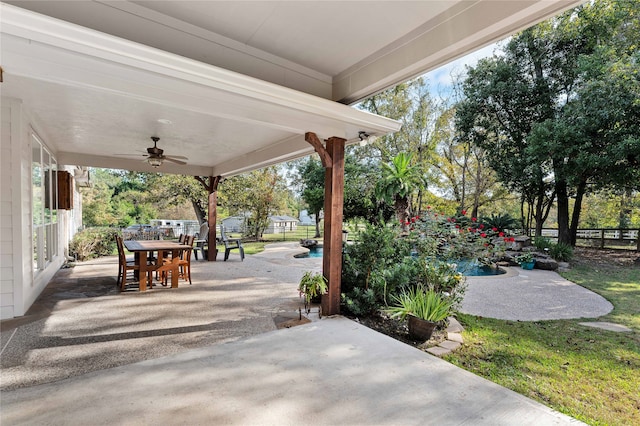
<box><xmin>375</xmin><ymin>152</ymin><xmax>426</xmax><ymax>230</ymax></box>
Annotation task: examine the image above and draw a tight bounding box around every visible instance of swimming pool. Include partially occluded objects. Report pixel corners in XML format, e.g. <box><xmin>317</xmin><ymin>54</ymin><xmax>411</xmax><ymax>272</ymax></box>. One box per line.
<box><xmin>294</xmin><ymin>246</ymin><xmax>323</xmax><ymax>258</ymax></box>
<box><xmin>453</xmin><ymin>259</ymin><xmax>506</xmax><ymax>276</ymax></box>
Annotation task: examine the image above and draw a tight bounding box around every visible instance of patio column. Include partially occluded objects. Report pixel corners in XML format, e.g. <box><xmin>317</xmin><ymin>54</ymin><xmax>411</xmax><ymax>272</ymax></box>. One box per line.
<box><xmin>305</xmin><ymin>132</ymin><xmax>345</xmax><ymax>316</ymax></box>
<box><xmin>195</xmin><ymin>175</ymin><xmax>221</xmax><ymax>261</ymax></box>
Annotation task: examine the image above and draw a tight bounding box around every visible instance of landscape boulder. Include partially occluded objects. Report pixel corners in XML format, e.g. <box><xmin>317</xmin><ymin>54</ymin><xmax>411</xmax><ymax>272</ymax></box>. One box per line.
<box><xmin>534</xmin><ymin>256</ymin><xmax>558</xmax><ymax>271</ymax></box>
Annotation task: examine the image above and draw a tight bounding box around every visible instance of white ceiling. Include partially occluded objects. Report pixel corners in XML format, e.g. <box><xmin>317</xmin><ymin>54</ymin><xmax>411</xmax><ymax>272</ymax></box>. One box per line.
<box><xmin>0</xmin><ymin>1</ymin><xmax>583</xmax><ymax>177</ymax></box>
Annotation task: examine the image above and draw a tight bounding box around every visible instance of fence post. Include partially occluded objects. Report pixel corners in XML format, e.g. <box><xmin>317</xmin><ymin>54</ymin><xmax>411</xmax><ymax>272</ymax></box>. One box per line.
<box><xmin>637</xmin><ymin>229</ymin><xmax>640</xmax><ymax>252</ymax></box>
<box><xmin>600</xmin><ymin>229</ymin><xmax>605</xmax><ymax>249</ymax></box>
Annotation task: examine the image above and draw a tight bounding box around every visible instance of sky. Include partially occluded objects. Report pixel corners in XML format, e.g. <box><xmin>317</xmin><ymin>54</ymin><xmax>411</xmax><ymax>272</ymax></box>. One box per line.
<box><xmin>422</xmin><ymin>42</ymin><xmax>503</xmax><ymax>99</ymax></box>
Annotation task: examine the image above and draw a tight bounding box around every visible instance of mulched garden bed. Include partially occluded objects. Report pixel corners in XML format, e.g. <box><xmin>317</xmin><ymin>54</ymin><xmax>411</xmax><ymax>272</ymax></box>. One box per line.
<box><xmin>348</xmin><ymin>311</ymin><xmax>448</xmax><ymax>351</ymax></box>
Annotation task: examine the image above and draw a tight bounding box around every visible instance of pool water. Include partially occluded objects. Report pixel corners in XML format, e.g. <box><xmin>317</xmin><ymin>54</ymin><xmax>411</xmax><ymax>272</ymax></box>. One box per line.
<box><xmin>453</xmin><ymin>259</ymin><xmax>506</xmax><ymax>276</ymax></box>
<box><xmin>294</xmin><ymin>246</ymin><xmax>323</xmax><ymax>258</ymax></box>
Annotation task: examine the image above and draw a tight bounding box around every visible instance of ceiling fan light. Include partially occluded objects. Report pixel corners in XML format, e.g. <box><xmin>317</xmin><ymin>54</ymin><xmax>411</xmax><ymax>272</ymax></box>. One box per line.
<box><xmin>147</xmin><ymin>157</ymin><xmax>163</xmax><ymax>168</ymax></box>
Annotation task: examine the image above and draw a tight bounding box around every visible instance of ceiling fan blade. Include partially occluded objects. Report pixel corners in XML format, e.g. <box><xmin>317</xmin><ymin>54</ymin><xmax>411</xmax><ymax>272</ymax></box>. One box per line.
<box><xmin>165</xmin><ymin>155</ymin><xmax>188</xmax><ymax>160</ymax></box>
<box><xmin>114</xmin><ymin>153</ymin><xmax>148</xmax><ymax>157</ymax></box>
<box><xmin>164</xmin><ymin>157</ymin><xmax>187</xmax><ymax>165</ymax></box>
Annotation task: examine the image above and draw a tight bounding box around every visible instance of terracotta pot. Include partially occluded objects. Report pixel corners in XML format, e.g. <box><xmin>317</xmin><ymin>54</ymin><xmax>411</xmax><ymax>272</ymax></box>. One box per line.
<box><xmin>408</xmin><ymin>315</ymin><xmax>437</xmax><ymax>341</ymax></box>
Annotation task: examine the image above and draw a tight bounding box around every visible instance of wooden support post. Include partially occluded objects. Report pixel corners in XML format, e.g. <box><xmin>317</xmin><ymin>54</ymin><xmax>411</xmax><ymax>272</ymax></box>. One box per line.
<box><xmin>305</xmin><ymin>132</ymin><xmax>346</xmax><ymax>316</ymax></box>
<box><xmin>195</xmin><ymin>175</ymin><xmax>221</xmax><ymax>261</ymax></box>
<box><xmin>207</xmin><ymin>176</ymin><xmax>221</xmax><ymax>261</ymax></box>
<box><xmin>321</xmin><ymin>137</ymin><xmax>345</xmax><ymax>316</ymax></box>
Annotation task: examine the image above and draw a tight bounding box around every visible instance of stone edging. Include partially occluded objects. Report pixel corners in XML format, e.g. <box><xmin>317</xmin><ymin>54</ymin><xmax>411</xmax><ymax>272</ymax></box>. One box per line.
<box><xmin>426</xmin><ymin>317</ymin><xmax>464</xmax><ymax>357</ymax></box>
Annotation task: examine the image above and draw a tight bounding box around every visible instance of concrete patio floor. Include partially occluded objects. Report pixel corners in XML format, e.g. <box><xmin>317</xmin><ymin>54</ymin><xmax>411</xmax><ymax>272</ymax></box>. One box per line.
<box><xmin>1</xmin><ymin>243</ymin><xmax>588</xmax><ymax>425</ymax></box>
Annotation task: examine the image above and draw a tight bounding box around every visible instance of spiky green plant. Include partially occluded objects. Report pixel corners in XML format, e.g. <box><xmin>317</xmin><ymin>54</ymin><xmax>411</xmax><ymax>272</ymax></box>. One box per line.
<box><xmin>386</xmin><ymin>287</ymin><xmax>452</xmax><ymax>322</ymax></box>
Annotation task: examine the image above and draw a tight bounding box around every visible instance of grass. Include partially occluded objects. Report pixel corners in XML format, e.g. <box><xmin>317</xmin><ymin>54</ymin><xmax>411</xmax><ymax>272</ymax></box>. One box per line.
<box><xmin>562</xmin><ymin>264</ymin><xmax>640</xmax><ymax>332</ymax></box>
<box><xmin>444</xmin><ymin>255</ymin><xmax>640</xmax><ymax>425</ymax></box>
<box><xmin>219</xmin><ymin>225</ymin><xmax>321</xmax><ymax>256</ymax></box>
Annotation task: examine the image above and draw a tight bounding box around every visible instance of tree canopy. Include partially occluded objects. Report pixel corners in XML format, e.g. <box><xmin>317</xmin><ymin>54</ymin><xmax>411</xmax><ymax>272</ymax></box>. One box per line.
<box><xmin>456</xmin><ymin>0</ymin><xmax>640</xmax><ymax>244</ymax></box>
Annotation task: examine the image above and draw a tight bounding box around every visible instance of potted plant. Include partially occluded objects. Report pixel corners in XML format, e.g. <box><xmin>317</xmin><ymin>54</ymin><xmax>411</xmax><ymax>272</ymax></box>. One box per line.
<box><xmin>386</xmin><ymin>286</ymin><xmax>452</xmax><ymax>341</ymax></box>
<box><xmin>515</xmin><ymin>252</ymin><xmax>536</xmax><ymax>270</ymax></box>
<box><xmin>298</xmin><ymin>271</ymin><xmax>328</xmax><ymax>312</ymax></box>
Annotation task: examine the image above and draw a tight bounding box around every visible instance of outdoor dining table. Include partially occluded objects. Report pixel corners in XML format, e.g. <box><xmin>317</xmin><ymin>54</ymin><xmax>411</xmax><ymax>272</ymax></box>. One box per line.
<box><xmin>123</xmin><ymin>240</ymin><xmax>192</xmax><ymax>291</ymax></box>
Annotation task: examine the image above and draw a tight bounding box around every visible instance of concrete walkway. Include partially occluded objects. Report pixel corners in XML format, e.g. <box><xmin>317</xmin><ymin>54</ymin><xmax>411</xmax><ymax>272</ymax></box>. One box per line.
<box><xmin>1</xmin><ymin>316</ymin><xmax>582</xmax><ymax>426</ymax></box>
<box><xmin>1</xmin><ymin>244</ymin><xmax>587</xmax><ymax>425</ymax></box>
<box><xmin>461</xmin><ymin>267</ymin><xmax>613</xmax><ymax>321</ymax></box>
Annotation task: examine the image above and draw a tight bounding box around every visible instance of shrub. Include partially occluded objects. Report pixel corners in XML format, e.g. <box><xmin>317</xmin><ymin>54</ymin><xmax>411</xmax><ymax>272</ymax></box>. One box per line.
<box><xmin>341</xmin><ymin>222</ymin><xmax>412</xmax><ymax>314</ymax></box>
<box><xmin>340</xmin><ymin>219</ymin><xmax>469</xmax><ymax>316</ymax></box>
<box><xmin>69</xmin><ymin>227</ymin><xmax>120</xmax><ymax>261</ymax></box>
<box><xmin>478</xmin><ymin>213</ymin><xmax>519</xmax><ymax>232</ymax></box>
<box><xmin>549</xmin><ymin>242</ymin><xmax>573</xmax><ymax>262</ymax></box>
<box><xmin>341</xmin><ymin>288</ymin><xmax>378</xmax><ymax>316</ymax></box>
<box><xmin>407</xmin><ymin>209</ymin><xmax>513</xmax><ymax>267</ymax></box>
<box><xmin>534</xmin><ymin>236</ymin><xmax>553</xmax><ymax>251</ymax></box>
<box><xmin>417</xmin><ymin>259</ymin><xmax>466</xmax><ymax>308</ymax></box>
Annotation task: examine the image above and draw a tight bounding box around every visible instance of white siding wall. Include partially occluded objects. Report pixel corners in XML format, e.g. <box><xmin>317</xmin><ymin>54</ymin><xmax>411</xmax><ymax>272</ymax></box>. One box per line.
<box><xmin>1</xmin><ymin>103</ymin><xmax>14</xmax><ymax>318</ymax></box>
<box><xmin>1</xmin><ymin>99</ymin><xmax>68</xmax><ymax>319</ymax></box>
<box><xmin>0</xmin><ymin>99</ymin><xmax>25</xmax><ymax>319</ymax></box>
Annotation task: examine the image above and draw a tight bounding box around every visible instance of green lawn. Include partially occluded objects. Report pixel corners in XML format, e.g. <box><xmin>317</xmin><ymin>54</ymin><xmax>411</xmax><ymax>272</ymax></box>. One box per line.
<box><xmin>444</xmin><ymin>256</ymin><xmax>640</xmax><ymax>425</ymax></box>
<box><xmin>220</xmin><ymin>225</ymin><xmax>321</xmax><ymax>255</ymax></box>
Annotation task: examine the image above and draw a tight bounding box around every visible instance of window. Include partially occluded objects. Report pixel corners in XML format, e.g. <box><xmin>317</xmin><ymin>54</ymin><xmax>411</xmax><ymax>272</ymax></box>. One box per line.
<box><xmin>32</xmin><ymin>133</ymin><xmax>58</xmax><ymax>273</ymax></box>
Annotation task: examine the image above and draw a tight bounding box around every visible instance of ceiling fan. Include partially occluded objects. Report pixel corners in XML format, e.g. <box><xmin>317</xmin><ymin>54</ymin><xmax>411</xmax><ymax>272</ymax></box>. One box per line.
<box><xmin>139</xmin><ymin>136</ymin><xmax>188</xmax><ymax>168</ymax></box>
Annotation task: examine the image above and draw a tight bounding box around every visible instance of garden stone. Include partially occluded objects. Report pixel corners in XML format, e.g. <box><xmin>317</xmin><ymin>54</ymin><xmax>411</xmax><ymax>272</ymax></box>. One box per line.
<box><xmin>534</xmin><ymin>257</ymin><xmax>558</xmax><ymax>271</ymax></box>
<box><xmin>502</xmin><ymin>252</ymin><xmax>521</xmax><ymax>266</ymax></box>
<box><xmin>446</xmin><ymin>317</ymin><xmax>464</xmax><ymax>333</ymax></box>
<box><xmin>557</xmin><ymin>262</ymin><xmax>571</xmax><ymax>272</ymax></box>
<box><xmin>300</xmin><ymin>239</ymin><xmax>318</xmax><ymax>248</ymax></box>
<box><xmin>513</xmin><ymin>235</ymin><xmax>531</xmax><ymax>251</ymax></box>
<box><xmin>426</xmin><ymin>346</ymin><xmax>451</xmax><ymax>357</ymax></box>
<box><xmin>447</xmin><ymin>332</ymin><xmax>464</xmax><ymax>343</ymax></box>
<box><xmin>438</xmin><ymin>340</ymin><xmax>462</xmax><ymax>351</ymax></box>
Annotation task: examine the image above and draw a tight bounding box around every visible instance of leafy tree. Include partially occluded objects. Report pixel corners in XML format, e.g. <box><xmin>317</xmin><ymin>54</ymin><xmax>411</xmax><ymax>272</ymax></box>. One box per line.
<box><xmin>375</xmin><ymin>152</ymin><xmax>427</xmax><ymax>230</ymax></box>
<box><xmin>432</xmin><ymin>106</ymin><xmax>507</xmax><ymax>218</ymax></box>
<box><xmin>297</xmin><ymin>157</ymin><xmax>325</xmax><ymax>237</ymax></box>
<box><xmin>220</xmin><ymin>167</ymin><xmax>288</xmax><ymax>240</ymax></box>
<box><xmin>343</xmin><ymin>152</ymin><xmax>393</xmax><ymax>224</ymax></box>
<box><xmin>456</xmin><ymin>0</ymin><xmax>640</xmax><ymax>245</ymax></box>
<box><xmin>147</xmin><ymin>174</ymin><xmax>208</xmax><ymax>223</ymax></box>
<box><xmin>359</xmin><ymin>78</ymin><xmax>442</xmax><ymax>211</ymax></box>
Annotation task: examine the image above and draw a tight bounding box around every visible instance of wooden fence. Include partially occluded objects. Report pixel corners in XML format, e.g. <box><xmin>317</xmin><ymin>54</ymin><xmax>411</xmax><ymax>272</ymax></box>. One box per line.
<box><xmin>528</xmin><ymin>228</ymin><xmax>640</xmax><ymax>251</ymax></box>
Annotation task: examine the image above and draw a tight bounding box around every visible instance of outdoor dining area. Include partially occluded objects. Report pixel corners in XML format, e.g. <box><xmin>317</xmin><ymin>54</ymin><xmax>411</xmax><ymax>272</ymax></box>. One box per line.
<box><xmin>115</xmin><ymin>234</ymin><xmax>195</xmax><ymax>291</ymax></box>
<box><xmin>115</xmin><ymin>222</ymin><xmax>247</xmax><ymax>292</ymax></box>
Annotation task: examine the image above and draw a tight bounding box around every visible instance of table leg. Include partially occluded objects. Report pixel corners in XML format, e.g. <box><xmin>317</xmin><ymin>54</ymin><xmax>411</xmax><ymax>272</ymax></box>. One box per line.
<box><xmin>171</xmin><ymin>249</ymin><xmax>180</xmax><ymax>288</ymax></box>
<box><xmin>139</xmin><ymin>250</ymin><xmax>148</xmax><ymax>291</ymax></box>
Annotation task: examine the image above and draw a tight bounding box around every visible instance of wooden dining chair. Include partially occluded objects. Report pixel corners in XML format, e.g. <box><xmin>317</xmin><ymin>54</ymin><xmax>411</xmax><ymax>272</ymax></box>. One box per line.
<box><xmin>155</xmin><ymin>233</ymin><xmax>184</xmax><ymax>280</ymax></box>
<box><xmin>161</xmin><ymin>235</ymin><xmax>194</xmax><ymax>285</ymax></box>
<box><xmin>115</xmin><ymin>235</ymin><xmax>154</xmax><ymax>291</ymax></box>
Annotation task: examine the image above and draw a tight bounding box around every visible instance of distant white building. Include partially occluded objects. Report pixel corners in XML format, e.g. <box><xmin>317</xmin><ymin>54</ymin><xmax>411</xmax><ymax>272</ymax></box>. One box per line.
<box><xmin>221</xmin><ymin>216</ymin><xmax>245</xmax><ymax>233</ymax></box>
<box><xmin>265</xmin><ymin>215</ymin><xmax>299</xmax><ymax>234</ymax></box>
<box><xmin>149</xmin><ymin>219</ymin><xmax>200</xmax><ymax>237</ymax></box>
<box><xmin>221</xmin><ymin>215</ymin><xmax>299</xmax><ymax>234</ymax></box>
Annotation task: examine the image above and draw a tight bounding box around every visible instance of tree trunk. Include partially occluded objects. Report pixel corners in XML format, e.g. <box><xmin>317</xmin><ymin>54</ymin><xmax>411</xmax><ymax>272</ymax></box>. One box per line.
<box><xmin>569</xmin><ymin>179</ymin><xmax>587</xmax><ymax>246</ymax></box>
<box><xmin>534</xmin><ymin>189</ymin><xmax>545</xmax><ymax>238</ymax></box>
<box><xmin>314</xmin><ymin>213</ymin><xmax>321</xmax><ymax>238</ymax></box>
<box><xmin>556</xmin><ymin>179</ymin><xmax>571</xmax><ymax>245</ymax></box>
<box><xmin>520</xmin><ymin>195</ymin><xmax>528</xmax><ymax>232</ymax></box>
<box><xmin>395</xmin><ymin>195</ymin><xmax>410</xmax><ymax>231</ymax></box>
<box><xmin>192</xmin><ymin>200</ymin><xmax>206</xmax><ymax>225</ymax></box>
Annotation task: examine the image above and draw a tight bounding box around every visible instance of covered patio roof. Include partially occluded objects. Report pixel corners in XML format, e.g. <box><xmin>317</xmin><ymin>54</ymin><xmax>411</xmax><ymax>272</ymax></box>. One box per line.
<box><xmin>1</xmin><ymin>1</ymin><xmax>582</xmax><ymax>176</ymax></box>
